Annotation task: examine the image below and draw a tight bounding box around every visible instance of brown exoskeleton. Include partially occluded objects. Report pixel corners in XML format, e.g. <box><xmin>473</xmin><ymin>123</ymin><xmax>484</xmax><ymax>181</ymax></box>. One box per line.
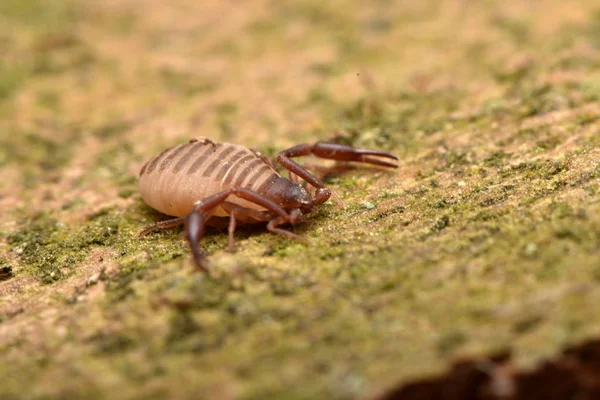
<box><xmin>138</xmin><ymin>137</ymin><xmax>398</xmax><ymax>272</ymax></box>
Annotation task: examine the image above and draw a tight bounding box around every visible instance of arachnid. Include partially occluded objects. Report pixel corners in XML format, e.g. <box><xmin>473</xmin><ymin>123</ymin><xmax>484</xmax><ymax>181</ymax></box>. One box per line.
<box><xmin>138</xmin><ymin>137</ymin><xmax>398</xmax><ymax>272</ymax></box>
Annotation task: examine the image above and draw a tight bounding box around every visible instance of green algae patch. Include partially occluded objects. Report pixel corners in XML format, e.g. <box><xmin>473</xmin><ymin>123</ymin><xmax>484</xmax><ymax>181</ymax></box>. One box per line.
<box><xmin>1</xmin><ymin>1</ymin><xmax>600</xmax><ymax>399</ymax></box>
<box><xmin>5</xmin><ymin>204</ymin><xmax>187</xmax><ymax>286</ymax></box>
<box><xmin>7</xmin><ymin>213</ymin><xmax>73</xmax><ymax>284</ymax></box>
<box><xmin>0</xmin><ymin>61</ymin><xmax>28</xmax><ymax>102</ymax></box>
<box><xmin>0</xmin><ymin>128</ymin><xmax>80</xmax><ymax>187</ymax></box>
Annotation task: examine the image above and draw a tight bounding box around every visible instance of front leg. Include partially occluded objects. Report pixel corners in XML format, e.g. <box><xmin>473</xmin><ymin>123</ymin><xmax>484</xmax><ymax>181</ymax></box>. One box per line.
<box><xmin>184</xmin><ymin>187</ymin><xmax>292</xmax><ymax>272</ymax></box>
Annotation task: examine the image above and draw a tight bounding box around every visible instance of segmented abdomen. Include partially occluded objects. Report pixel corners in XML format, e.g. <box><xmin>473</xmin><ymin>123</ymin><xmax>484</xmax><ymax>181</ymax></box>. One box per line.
<box><xmin>138</xmin><ymin>138</ymin><xmax>279</xmax><ymax>217</ymax></box>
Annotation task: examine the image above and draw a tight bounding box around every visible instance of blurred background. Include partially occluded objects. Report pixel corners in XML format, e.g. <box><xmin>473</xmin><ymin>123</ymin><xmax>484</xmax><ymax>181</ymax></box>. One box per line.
<box><xmin>1</xmin><ymin>0</ymin><xmax>600</xmax><ymax>398</ymax></box>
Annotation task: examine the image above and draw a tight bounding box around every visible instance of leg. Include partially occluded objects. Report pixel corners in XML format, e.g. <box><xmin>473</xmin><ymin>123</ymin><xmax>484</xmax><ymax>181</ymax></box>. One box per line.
<box><xmin>289</xmin><ymin>172</ymin><xmax>300</xmax><ymax>184</ymax></box>
<box><xmin>267</xmin><ymin>216</ymin><xmax>310</xmax><ymax>244</ymax></box>
<box><xmin>138</xmin><ymin>216</ymin><xmax>185</xmax><ymax>237</ymax></box>
<box><xmin>189</xmin><ymin>136</ymin><xmax>217</xmax><ymax>147</ymax></box>
<box><xmin>185</xmin><ymin>210</ymin><xmax>208</xmax><ymax>272</ymax></box>
<box><xmin>276</xmin><ymin>142</ymin><xmax>398</xmax><ymax>208</ymax></box>
<box><xmin>185</xmin><ymin>187</ymin><xmax>292</xmax><ymax>272</ymax></box>
<box><xmin>228</xmin><ymin>210</ymin><xmax>238</xmax><ymax>252</ymax></box>
<box><xmin>250</xmin><ymin>148</ymin><xmax>278</xmax><ymax>170</ymax></box>
<box><xmin>221</xmin><ymin>202</ymin><xmax>274</xmax><ymax>252</ymax></box>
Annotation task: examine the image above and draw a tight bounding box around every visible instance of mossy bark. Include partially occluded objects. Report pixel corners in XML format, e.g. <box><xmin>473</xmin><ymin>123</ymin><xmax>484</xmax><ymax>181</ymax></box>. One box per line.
<box><xmin>1</xmin><ymin>0</ymin><xmax>600</xmax><ymax>399</ymax></box>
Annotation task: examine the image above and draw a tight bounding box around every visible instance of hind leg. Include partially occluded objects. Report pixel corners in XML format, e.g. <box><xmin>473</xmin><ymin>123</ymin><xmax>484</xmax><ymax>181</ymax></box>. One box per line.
<box><xmin>138</xmin><ymin>216</ymin><xmax>186</xmax><ymax>237</ymax></box>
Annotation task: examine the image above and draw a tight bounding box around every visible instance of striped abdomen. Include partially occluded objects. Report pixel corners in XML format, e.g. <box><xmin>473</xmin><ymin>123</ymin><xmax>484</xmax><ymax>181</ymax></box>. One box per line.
<box><xmin>138</xmin><ymin>138</ymin><xmax>279</xmax><ymax>217</ymax></box>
